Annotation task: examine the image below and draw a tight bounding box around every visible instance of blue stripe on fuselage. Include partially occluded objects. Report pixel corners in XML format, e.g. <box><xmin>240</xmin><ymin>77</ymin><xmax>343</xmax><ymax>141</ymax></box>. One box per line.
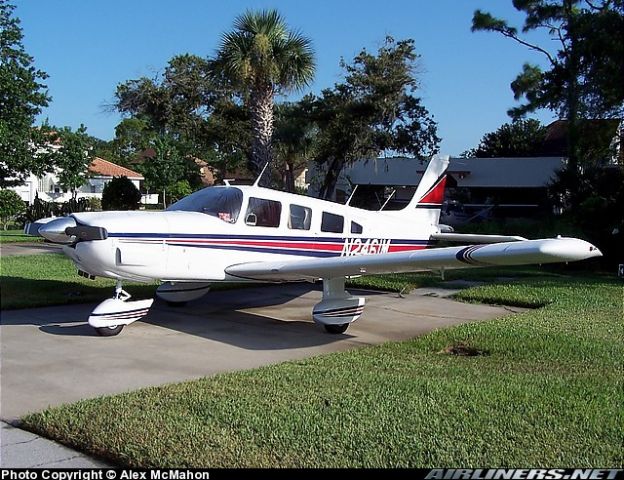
<box><xmin>108</xmin><ymin>232</ymin><xmax>431</xmax><ymax>245</ymax></box>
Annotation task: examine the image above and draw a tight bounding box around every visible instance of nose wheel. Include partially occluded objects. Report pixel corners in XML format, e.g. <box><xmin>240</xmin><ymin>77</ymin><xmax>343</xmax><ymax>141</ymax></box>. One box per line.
<box><xmin>95</xmin><ymin>325</ymin><xmax>124</xmax><ymax>336</ymax></box>
<box><xmin>324</xmin><ymin>323</ymin><xmax>350</xmax><ymax>334</ymax></box>
<box><xmin>88</xmin><ymin>280</ymin><xmax>154</xmax><ymax>337</ymax></box>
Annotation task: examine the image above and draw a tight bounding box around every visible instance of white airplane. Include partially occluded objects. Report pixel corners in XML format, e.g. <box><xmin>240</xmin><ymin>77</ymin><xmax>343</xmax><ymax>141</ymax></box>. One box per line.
<box><xmin>26</xmin><ymin>155</ymin><xmax>601</xmax><ymax>337</ymax></box>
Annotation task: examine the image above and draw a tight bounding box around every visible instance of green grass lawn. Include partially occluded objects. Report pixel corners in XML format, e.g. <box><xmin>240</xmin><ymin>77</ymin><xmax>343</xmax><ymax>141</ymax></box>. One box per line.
<box><xmin>0</xmin><ymin>229</ymin><xmax>42</xmax><ymax>243</ymax></box>
<box><xmin>20</xmin><ymin>274</ymin><xmax>624</xmax><ymax>467</ymax></box>
<box><xmin>0</xmin><ymin>254</ymin><xmax>157</xmax><ymax>309</ymax></box>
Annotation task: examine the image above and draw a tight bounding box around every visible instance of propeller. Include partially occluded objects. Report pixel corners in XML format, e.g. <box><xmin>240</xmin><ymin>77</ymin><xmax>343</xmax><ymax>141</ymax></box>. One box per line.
<box><xmin>36</xmin><ymin>217</ymin><xmax>107</xmax><ymax>244</ymax></box>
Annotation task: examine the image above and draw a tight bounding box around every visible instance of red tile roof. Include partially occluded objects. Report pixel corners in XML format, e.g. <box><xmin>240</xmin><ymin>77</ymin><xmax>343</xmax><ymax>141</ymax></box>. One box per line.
<box><xmin>88</xmin><ymin>157</ymin><xmax>144</xmax><ymax>179</ymax></box>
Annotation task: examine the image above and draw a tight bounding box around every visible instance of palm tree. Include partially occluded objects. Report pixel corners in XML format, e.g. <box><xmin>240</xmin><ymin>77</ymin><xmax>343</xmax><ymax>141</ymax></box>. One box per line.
<box><xmin>215</xmin><ymin>9</ymin><xmax>315</xmax><ymax>175</ymax></box>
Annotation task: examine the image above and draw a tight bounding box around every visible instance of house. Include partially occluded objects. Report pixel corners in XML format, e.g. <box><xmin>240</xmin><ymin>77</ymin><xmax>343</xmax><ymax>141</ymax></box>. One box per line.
<box><xmin>307</xmin><ymin>156</ymin><xmax>566</xmax><ymax>213</ymax></box>
<box><xmin>306</xmin><ymin>119</ymin><xmax>622</xmax><ymax>218</ymax></box>
<box><xmin>10</xmin><ymin>157</ymin><xmax>158</xmax><ymax>205</ymax></box>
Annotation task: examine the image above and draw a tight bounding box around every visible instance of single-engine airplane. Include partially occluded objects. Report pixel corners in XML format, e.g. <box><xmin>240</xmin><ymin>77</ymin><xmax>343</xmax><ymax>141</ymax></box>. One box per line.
<box><xmin>25</xmin><ymin>155</ymin><xmax>601</xmax><ymax>336</ymax></box>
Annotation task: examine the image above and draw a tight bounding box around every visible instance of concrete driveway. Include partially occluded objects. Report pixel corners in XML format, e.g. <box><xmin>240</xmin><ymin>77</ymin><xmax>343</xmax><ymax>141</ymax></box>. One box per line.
<box><xmin>0</xmin><ymin>242</ymin><xmax>62</xmax><ymax>257</ymax></box>
<box><xmin>0</xmin><ymin>284</ymin><xmax>521</xmax><ymax>422</ymax></box>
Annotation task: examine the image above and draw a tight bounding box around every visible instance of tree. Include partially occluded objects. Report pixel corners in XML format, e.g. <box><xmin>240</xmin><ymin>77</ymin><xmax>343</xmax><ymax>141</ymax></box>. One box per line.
<box><xmin>115</xmin><ymin>55</ymin><xmax>216</xmax><ymax>137</ymax></box>
<box><xmin>167</xmin><ymin>180</ymin><xmax>193</xmax><ymax>204</ymax></box>
<box><xmin>0</xmin><ymin>0</ymin><xmax>51</xmax><ymax>187</ymax></box>
<box><xmin>114</xmin><ymin>55</ymin><xmax>243</xmax><ymax>184</ymax></box>
<box><xmin>139</xmin><ymin>136</ymin><xmax>187</xmax><ymax>207</ymax></box>
<box><xmin>0</xmin><ymin>189</ymin><xmax>25</xmax><ymax>229</ymax></box>
<box><xmin>471</xmin><ymin>0</ymin><xmax>624</xmax><ymax>200</ymax></box>
<box><xmin>201</xmin><ymin>97</ymin><xmax>251</xmax><ymax>183</ymax></box>
<box><xmin>274</xmin><ymin>100</ymin><xmax>317</xmax><ymax>192</ymax></box>
<box><xmin>309</xmin><ymin>37</ymin><xmax>439</xmax><ymax>199</ymax></box>
<box><xmin>463</xmin><ymin>119</ymin><xmax>548</xmax><ymax>157</ymax></box>
<box><xmin>101</xmin><ymin>176</ymin><xmax>141</xmax><ymax>210</ymax></box>
<box><xmin>214</xmin><ymin>9</ymin><xmax>315</xmax><ymax>174</ymax></box>
<box><xmin>54</xmin><ymin>125</ymin><xmax>92</xmax><ymax>199</ymax></box>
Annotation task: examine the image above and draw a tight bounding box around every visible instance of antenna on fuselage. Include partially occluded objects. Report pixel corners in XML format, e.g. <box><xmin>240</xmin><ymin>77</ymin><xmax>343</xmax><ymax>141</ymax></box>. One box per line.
<box><xmin>253</xmin><ymin>162</ymin><xmax>271</xmax><ymax>187</ymax></box>
<box><xmin>345</xmin><ymin>185</ymin><xmax>359</xmax><ymax>206</ymax></box>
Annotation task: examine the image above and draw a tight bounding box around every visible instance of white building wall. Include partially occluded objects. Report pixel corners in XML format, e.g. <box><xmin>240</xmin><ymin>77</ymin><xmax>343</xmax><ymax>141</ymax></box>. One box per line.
<box><xmin>8</xmin><ymin>173</ymin><xmax>155</xmax><ymax>205</ymax></box>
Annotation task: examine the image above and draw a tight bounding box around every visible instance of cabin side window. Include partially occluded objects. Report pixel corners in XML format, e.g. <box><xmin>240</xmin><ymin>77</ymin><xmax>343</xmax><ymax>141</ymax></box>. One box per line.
<box><xmin>245</xmin><ymin>197</ymin><xmax>282</xmax><ymax>227</ymax></box>
<box><xmin>288</xmin><ymin>204</ymin><xmax>312</xmax><ymax>230</ymax></box>
<box><xmin>351</xmin><ymin>221</ymin><xmax>363</xmax><ymax>234</ymax></box>
<box><xmin>321</xmin><ymin>212</ymin><xmax>344</xmax><ymax>233</ymax></box>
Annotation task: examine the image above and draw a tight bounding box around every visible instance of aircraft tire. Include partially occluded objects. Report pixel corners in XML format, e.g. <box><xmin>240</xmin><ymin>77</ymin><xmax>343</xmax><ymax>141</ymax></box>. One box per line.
<box><xmin>95</xmin><ymin>325</ymin><xmax>124</xmax><ymax>337</ymax></box>
<box><xmin>324</xmin><ymin>323</ymin><xmax>349</xmax><ymax>334</ymax></box>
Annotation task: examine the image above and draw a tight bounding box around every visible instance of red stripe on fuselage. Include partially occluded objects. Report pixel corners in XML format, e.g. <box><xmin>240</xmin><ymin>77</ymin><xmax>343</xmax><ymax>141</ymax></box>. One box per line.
<box><xmin>168</xmin><ymin>239</ymin><xmax>345</xmax><ymax>252</ymax></box>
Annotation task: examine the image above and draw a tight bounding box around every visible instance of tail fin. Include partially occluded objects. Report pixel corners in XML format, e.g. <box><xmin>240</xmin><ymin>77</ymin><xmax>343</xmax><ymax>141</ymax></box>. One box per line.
<box><xmin>400</xmin><ymin>154</ymin><xmax>450</xmax><ymax>226</ymax></box>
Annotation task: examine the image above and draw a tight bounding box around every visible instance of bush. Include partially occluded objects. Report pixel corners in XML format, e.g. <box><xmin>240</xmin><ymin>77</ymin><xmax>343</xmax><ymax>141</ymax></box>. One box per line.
<box><xmin>0</xmin><ymin>189</ymin><xmax>26</xmax><ymax>229</ymax></box>
<box><xmin>549</xmin><ymin>165</ymin><xmax>624</xmax><ymax>270</ymax></box>
<box><xmin>101</xmin><ymin>176</ymin><xmax>141</xmax><ymax>211</ymax></box>
<box><xmin>86</xmin><ymin>197</ymin><xmax>102</xmax><ymax>211</ymax></box>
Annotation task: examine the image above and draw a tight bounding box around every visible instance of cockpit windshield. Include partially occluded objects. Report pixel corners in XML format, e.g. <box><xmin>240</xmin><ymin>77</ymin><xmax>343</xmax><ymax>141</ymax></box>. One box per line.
<box><xmin>166</xmin><ymin>187</ymin><xmax>243</xmax><ymax>223</ymax></box>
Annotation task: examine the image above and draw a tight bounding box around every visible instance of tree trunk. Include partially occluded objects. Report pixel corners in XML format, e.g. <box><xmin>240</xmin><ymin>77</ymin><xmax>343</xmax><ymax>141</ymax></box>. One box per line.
<box><xmin>284</xmin><ymin>160</ymin><xmax>296</xmax><ymax>193</ymax></box>
<box><xmin>564</xmin><ymin>0</ymin><xmax>581</xmax><ymax>209</ymax></box>
<box><xmin>250</xmin><ymin>83</ymin><xmax>275</xmax><ymax>178</ymax></box>
<box><xmin>318</xmin><ymin>157</ymin><xmax>345</xmax><ymax>200</ymax></box>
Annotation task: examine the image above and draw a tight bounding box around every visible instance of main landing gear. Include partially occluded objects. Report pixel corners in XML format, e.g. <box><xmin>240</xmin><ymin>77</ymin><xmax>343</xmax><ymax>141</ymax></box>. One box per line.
<box><xmin>312</xmin><ymin>277</ymin><xmax>365</xmax><ymax>335</ymax></box>
<box><xmin>88</xmin><ymin>280</ymin><xmax>154</xmax><ymax>337</ymax></box>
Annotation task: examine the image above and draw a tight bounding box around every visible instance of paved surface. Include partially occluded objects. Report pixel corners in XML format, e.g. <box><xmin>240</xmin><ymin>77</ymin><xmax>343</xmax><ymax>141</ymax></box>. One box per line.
<box><xmin>0</xmin><ymin>421</ymin><xmax>109</xmax><ymax>467</ymax></box>
<box><xmin>0</xmin><ymin>242</ymin><xmax>62</xmax><ymax>257</ymax></box>
<box><xmin>0</xmin><ymin>283</ymin><xmax>524</xmax><ymax>466</ymax></box>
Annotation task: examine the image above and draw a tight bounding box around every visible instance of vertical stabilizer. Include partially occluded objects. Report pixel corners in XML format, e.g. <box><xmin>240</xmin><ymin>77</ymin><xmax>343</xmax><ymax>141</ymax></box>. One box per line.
<box><xmin>400</xmin><ymin>155</ymin><xmax>450</xmax><ymax>227</ymax></box>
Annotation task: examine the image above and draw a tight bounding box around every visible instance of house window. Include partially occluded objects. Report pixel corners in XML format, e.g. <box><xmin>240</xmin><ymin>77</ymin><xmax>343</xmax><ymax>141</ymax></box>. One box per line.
<box><xmin>351</xmin><ymin>221</ymin><xmax>363</xmax><ymax>234</ymax></box>
<box><xmin>288</xmin><ymin>204</ymin><xmax>312</xmax><ymax>230</ymax></box>
<box><xmin>321</xmin><ymin>212</ymin><xmax>344</xmax><ymax>233</ymax></box>
<box><xmin>245</xmin><ymin>197</ymin><xmax>282</xmax><ymax>227</ymax></box>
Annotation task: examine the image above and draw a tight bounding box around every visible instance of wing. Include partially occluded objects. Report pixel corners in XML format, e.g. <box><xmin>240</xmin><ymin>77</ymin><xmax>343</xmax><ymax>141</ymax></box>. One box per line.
<box><xmin>225</xmin><ymin>237</ymin><xmax>601</xmax><ymax>282</ymax></box>
<box><xmin>430</xmin><ymin>233</ymin><xmax>527</xmax><ymax>243</ymax></box>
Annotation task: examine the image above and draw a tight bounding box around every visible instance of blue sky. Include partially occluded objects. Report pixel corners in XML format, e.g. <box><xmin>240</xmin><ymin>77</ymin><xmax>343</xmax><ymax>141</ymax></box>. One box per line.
<box><xmin>15</xmin><ymin>0</ymin><xmax>557</xmax><ymax>156</ymax></box>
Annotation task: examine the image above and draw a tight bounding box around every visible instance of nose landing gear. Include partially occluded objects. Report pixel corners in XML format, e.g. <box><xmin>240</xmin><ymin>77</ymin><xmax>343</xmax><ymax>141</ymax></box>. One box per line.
<box><xmin>88</xmin><ymin>280</ymin><xmax>154</xmax><ymax>336</ymax></box>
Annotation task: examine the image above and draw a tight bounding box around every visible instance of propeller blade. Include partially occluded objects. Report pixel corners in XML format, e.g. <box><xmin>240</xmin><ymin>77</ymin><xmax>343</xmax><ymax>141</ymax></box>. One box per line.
<box><xmin>65</xmin><ymin>225</ymin><xmax>108</xmax><ymax>241</ymax></box>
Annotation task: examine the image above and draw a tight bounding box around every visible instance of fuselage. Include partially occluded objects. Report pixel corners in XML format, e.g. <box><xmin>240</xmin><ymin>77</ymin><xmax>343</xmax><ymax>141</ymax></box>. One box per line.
<box><xmin>64</xmin><ymin>185</ymin><xmax>440</xmax><ymax>283</ymax></box>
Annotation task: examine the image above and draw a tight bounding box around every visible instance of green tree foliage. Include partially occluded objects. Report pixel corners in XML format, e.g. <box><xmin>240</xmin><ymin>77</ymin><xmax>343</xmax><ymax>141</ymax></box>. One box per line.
<box><xmin>201</xmin><ymin>97</ymin><xmax>251</xmax><ymax>183</ymax></box>
<box><xmin>167</xmin><ymin>180</ymin><xmax>193</xmax><ymax>204</ymax></box>
<box><xmin>308</xmin><ymin>37</ymin><xmax>439</xmax><ymax>199</ymax></box>
<box><xmin>463</xmin><ymin>119</ymin><xmax>548</xmax><ymax>157</ymax></box>
<box><xmin>54</xmin><ymin>125</ymin><xmax>92</xmax><ymax>199</ymax></box>
<box><xmin>274</xmin><ymin>100</ymin><xmax>317</xmax><ymax>192</ymax></box>
<box><xmin>0</xmin><ymin>0</ymin><xmax>51</xmax><ymax>187</ymax></box>
<box><xmin>116</xmin><ymin>55</ymin><xmax>216</xmax><ymax>137</ymax></box>
<box><xmin>101</xmin><ymin>176</ymin><xmax>141</xmax><ymax>211</ymax></box>
<box><xmin>472</xmin><ymin>1</ymin><xmax>624</xmax><ymax>161</ymax></box>
<box><xmin>214</xmin><ymin>9</ymin><xmax>315</xmax><ymax>174</ymax></box>
<box><xmin>114</xmin><ymin>55</ymin><xmax>250</xmax><ymax>185</ymax></box>
<box><xmin>549</xmin><ymin>165</ymin><xmax>624</xmax><ymax>265</ymax></box>
<box><xmin>139</xmin><ymin>136</ymin><xmax>190</xmax><ymax>207</ymax></box>
<box><xmin>0</xmin><ymin>188</ymin><xmax>25</xmax><ymax>229</ymax></box>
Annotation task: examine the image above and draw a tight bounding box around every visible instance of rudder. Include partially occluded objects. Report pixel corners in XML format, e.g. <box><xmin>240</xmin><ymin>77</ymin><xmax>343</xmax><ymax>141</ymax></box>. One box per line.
<box><xmin>400</xmin><ymin>154</ymin><xmax>450</xmax><ymax>227</ymax></box>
